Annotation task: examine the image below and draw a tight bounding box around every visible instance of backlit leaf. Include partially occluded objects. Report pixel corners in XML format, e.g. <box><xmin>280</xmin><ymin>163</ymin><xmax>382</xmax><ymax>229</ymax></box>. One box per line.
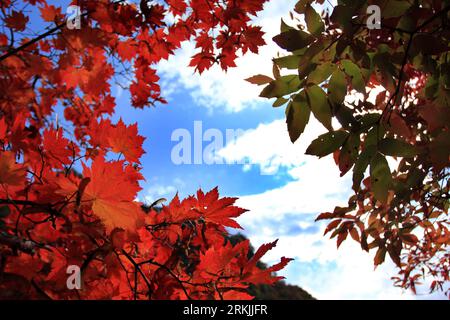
<box><xmin>286</xmin><ymin>92</ymin><xmax>311</xmax><ymax>142</ymax></box>
<box><xmin>341</xmin><ymin>59</ymin><xmax>366</xmax><ymax>94</ymax></box>
<box><xmin>306</xmin><ymin>131</ymin><xmax>349</xmax><ymax>158</ymax></box>
<box><xmin>260</xmin><ymin>75</ymin><xmax>301</xmax><ymax>98</ymax></box>
<box><xmin>328</xmin><ymin>69</ymin><xmax>347</xmax><ymax>104</ymax></box>
<box><xmin>379</xmin><ymin>138</ymin><xmax>418</xmax><ymax>158</ymax></box>
<box><xmin>353</xmin><ymin>145</ymin><xmax>376</xmax><ymax>191</ymax></box>
<box><xmin>306</xmin><ymin>85</ymin><xmax>332</xmax><ymax>130</ymax></box>
<box><xmin>370</xmin><ymin>153</ymin><xmax>392</xmax><ymax>204</ymax></box>
<box><xmin>273</xmin><ymin>29</ymin><xmax>314</xmax><ymax>52</ymax></box>
<box><xmin>245</xmin><ymin>74</ymin><xmax>274</xmax><ymax>85</ymax></box>
<box><xmin>305</xmin><ymin>4</ymin><xmax>324</xmax><ymax>35</ymax></box>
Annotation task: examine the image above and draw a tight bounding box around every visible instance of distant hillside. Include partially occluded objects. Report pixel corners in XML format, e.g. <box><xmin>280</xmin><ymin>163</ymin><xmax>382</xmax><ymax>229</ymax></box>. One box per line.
<box><xmin>249</xmin><ymin>281</ymin><xmax>315</xmax><ymax>300</ymax></box>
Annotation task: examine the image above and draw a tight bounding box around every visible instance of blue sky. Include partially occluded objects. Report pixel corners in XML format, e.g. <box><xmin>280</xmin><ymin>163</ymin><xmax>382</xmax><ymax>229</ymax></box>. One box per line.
<box><xmin>23</xmin><ymin>0</ymin><xmax>445</xmax><ymax>299</ymax></box>
<box><xmin>113</xmin><ymin>88</ymin><xmax>291</xmax><ymax>198</ymax></box>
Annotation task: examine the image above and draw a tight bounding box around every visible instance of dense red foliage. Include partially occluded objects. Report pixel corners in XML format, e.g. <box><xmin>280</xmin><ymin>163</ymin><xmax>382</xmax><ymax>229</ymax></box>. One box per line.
<box><xmin>0</xmin><ymin>0</ymin><xmax>292</xmax><ymax>299</ymax></box>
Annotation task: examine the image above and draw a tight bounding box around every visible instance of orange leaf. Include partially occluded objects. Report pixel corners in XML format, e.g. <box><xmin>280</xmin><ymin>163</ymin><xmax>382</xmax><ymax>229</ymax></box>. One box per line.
<box><xmin>107</xmin><ymin>119</ymin><xmax>145</xmax><ymax>164</ymax></box>
<box><xmin>116</xmin><ymin>40</ymin><xmax>136</xmax><ymax>61</ymax></box>
<box><xmin>82</xmin><ymin>157</ymin><xmax>144</xmax><ymax>233</ymax></box>
<box><xmin>245</xmin><ymin>74</ymin><xmax>273</xmax><ymax>85</ymax></box>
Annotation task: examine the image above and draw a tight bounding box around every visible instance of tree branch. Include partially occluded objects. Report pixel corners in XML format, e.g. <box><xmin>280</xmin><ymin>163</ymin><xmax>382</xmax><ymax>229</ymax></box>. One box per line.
<box><xmin>0</xmin><ymin>231</ymin><xmax>42</xmax><ymax>254</ymax></box>
<box><xmin>381</xmin><ymin>5</ymin><xmax>450</xmax><ymax>121</ymax></box>
<box><xmin>0</xmin><ymin>21</ymin><xmax>67</xmax><ymax>63</ymax></box>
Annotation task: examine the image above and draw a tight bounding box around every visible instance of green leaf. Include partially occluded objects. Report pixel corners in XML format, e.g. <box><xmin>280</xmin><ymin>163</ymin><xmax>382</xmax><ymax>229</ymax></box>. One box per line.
<box><xmin>306</xmin><ymin>85</ymin><xmax>332</xmax><ymax>130</ymax></box>
<box><xmin>338</xmin><ymin>132</ymin><xmax>360</xmax><ymax>176</ymax></box>
<box><xmin>303</xmin><ymin>39</ymin><xmax>325</xmax><ymax>59</ymax></box>
<box><xmin>299</xmin><ymin>62</ymin><xmax>317</xmax><ymax>80</ymax></box>
<box><xmin>352</xmin><ymin>145</ymin><xmax>376</xmax><ymax>191</ymax></box>
<box><xmin>405</xmin><ymin>168</ymin><xmax>426</xmax><ymax>189</ymax></box>
<box><xmin>341</xmin><ymin>59</ymin><xmax>366</xmax><ymax>94</ymax></box>
<box><xmin>273</xmin><ymin>55</ymin><xmax>301</xmax><ymax>69</ymax></box>
<box><xmin>382</xmin><ymin>1</ymin><xmax>411</xmax><ymax>19</ymax></box>
<box><xmin>260</xmin><ymin>75</ymin><xmax>300</xmax><ymax>98</ymax></box>
<box><xmin>307</xmin><ymin>62</ymin><xmax>335</xmax><ymax>85</ymax></box>
<box><xmin>358</xmin><ymin>113</ymin><xmax>380</xmax><ymax>131</ymax></box>
<box><xmin>328</xmin><ymin>69</ymin><xmax>347</xmax><ymax>104</ymax></box>
<box><xmin>0</xmin><ymin>206</ymin><xmax>11</xmax><ymax>218</ymax></box>
<box><xmin>273</xmin><ymin>29</ymin><xmax>314</xmax><ymax>52</ymax></box>
<box><xmin>280</xmin><ymin>18</ymin><xmax>293</xmax><ymax>32</ymax></box>
<box><xmin>370</xmin><ymin>153</ymin><xmax>392</xmax><ymax>204</ymax></box>
<box><xmin>305</xmin><ymin>4</ymin><xmax>324</xmax><ymax>35</ymax></box>
<box><xmin>306</xmin><ymin>130</ymin><xmax>349</xmax><ymax>158</ymax></box>
<box><xmin>335</xmin><ymin>104</ymin><xmax>356</xmax><ymax>130</ymax></box>
<box><xmin>365</xmin><ymin>124</ymin><xmax>385</xmax><ymax>147</ymax></box>
<box><xmin>295</xmin><ymin>0</ymin><xmax>313</xmax><ymax>13</ymax></box>
<box><xmin>273</xmin><ymin>97</ymin><xmax>289</xmax><ymax>108</ymax></box>
<box><xmin>286</xmin><ymin>92</ymin><xmax>311</xmax><ymax>143</ymax></box>
<box><xmin>298</xmin><ymin>40</ymin><xmax>326</xmax><ymax>78</ymax></box>
<box><xmin>379</xmin><ymin>138</ymin><xmax>418</xmax><ymax>158</ymax></box>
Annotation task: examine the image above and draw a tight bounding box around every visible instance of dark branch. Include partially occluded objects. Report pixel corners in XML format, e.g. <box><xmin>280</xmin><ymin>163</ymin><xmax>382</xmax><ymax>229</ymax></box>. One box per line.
<box><xmin>0</xmin><ymin>231</ymin><xmax>44</xmax><ymax>254</ymax></box>
<box><xmin>0</xmin><ymin>0</ymin><xmax>128</xmax><ymax>63</ymax></box>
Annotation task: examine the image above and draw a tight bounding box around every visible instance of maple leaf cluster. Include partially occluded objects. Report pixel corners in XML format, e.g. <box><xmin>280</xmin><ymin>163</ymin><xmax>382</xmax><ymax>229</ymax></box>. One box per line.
<box><xmin>0</xmin><ymin>0</ymin><xmax>291</xmax><ymax>299</ymax></box>
<box><xmin>256</xmin><ymin>0</ymin><xmax>449</xmax><ymax>297</ymax></box>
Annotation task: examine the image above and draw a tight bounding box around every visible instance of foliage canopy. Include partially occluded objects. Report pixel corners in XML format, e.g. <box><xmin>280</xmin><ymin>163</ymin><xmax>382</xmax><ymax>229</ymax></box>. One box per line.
<box><xmin>0</xmin><ymin>0</ymin><xmax>292</xmax><ymax>300</ymax></box>
<box><xmin>255</xmin><ymin>0</ymin><xmax>450</xmax><ymax>297</ymax></box>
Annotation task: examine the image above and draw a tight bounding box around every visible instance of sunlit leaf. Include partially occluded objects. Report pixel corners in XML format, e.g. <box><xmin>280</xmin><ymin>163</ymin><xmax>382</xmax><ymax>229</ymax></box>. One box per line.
<box><xmin>286</xmin><ymin>92</ymin><xmax>311</xmax><ymax>142</ymax></box>
<box><xmin>370</xmin><ymin>153</ymin><xmax>392</xmax><ymax>204</ymax></box>
<box><xmin>306</xmin><ymin>130</ymin><xmax>349</xmax><ymax>158</ymax></box>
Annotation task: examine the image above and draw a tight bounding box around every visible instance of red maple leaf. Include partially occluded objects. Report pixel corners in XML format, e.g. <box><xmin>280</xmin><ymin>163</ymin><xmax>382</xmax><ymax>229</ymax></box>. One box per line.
<box><xmin>189</xmin><ymin>52</ymin><xmax>215</xmax><ymax>74</ymax></box>
<box><xmin>39</xmin><ymin>4</ymin><xmax>61</xmax><ymax>22</ymax></box>
<box><xmin>167</xmin><ymin>0</ymin><xmax>188</xmax><ymax>15</ymax></box>
<box><xmin>242</xmin><ymin>26</ymin><xmax>265</xmax><ymax>54</ymax></box>
<box><xmin>196</xmin><ymin>240</ymin><xmax>249</xmax><ymax>279</ymax></box>
<box><xmin>82</xmin><ymin>157</ymin><xmax>144</xmax><ymax>233</ymax></box>
<box><xmin>5</xmin><ymin>10</ymin><xmax>29</xmax><ymax>31</ymax></box>
<box><xmin>107</xmin><ymin>119</ymin><xmax>145</xmax><ymax>164</ymax></box>
<box><xmin>42</xmin><ymin>127</ymin><xmax>75</xmax><ymax>166</ymax></box>
<box><xmin>242</xmin><ymin>240</ymin><xmax>293</xmax><ymax>284</ymax></box>
<box><xmin>195</xmin><ymin>187</ymin><xmax>247</xmax><ymax>229</ymax></box>
<box><xmin>116</xmin><ymin>39</ymin><xmax>136</xmax><ymax>61</ymax></box>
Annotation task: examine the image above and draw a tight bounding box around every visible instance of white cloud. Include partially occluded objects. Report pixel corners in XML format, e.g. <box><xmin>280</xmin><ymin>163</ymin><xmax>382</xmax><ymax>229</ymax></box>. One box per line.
<box><xmin>247</xmin><ymin>230</ymin><xmax>419</xmax><ymax>300</ymax></box>
<box><xmin>143</xmin><ymin>178</ymin><xmax>185</xmax><ymax>204</ymax></box>
<box><xmin>220</xmin><ymin>117</ymin><xmax>351</xmax><ymax>219</ymax></box>
<box><xmin>157</xmin><ymin>0</ymin><xmax>298</xmax><ymax>112</ymax></box>
<box><xmin>218</xmin><ymin>117</ymin><xmax>442</xmax><ymax>299</ymax></box>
